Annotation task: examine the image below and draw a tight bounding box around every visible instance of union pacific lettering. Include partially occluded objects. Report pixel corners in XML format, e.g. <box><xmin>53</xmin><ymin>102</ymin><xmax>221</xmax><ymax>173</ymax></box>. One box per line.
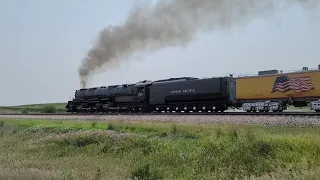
<box><xmin>170</xmin><ymin>89</ymin><xmax>196</xmax><ymax>94</ymax></box>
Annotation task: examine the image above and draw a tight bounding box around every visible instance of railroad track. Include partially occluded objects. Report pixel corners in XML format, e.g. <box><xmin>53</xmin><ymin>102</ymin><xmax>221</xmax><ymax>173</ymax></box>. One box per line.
<box><xmin>0</xmin><ymin>111</ymin><xmax>319</xmax><ymax>116</ymax></box>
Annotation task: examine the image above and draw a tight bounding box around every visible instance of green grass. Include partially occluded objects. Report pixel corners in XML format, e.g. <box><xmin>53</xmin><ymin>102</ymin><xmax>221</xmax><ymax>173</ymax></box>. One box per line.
<box><xmin>0</xmin><ymin>103</ymin><xmax>66</xmax><ymax>113</ymax></box>
<box><xmin>0</xmin><ymin>118</ymin><xmax>320</xmax><ymax>180</ymax></box>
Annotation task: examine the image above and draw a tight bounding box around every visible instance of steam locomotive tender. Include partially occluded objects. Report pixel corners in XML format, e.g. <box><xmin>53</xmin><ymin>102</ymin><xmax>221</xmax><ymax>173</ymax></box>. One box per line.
<box><xmin>66</xmin><ymin>76</ymin><xmax>237</xmax><ymax>113</ymax></box>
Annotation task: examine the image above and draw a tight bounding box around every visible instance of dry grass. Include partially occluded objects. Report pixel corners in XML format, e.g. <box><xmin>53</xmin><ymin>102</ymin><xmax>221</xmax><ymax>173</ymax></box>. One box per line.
<box><xmin>0</xmin><ymin>118</ymin><xmax>320</xmax><ymax>179</ymax></box>
<box><xmin>0</xmin><ymin>166</ymin><xmax>63</xmax><ymax>180</ymax></box>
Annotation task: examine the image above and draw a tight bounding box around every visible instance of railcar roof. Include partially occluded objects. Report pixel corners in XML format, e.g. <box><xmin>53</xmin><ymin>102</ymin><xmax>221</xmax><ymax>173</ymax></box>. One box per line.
<box><xmin>237</xmin><ymin>69</ymin><xmax>320</xmax><ymax>79</ymax></box>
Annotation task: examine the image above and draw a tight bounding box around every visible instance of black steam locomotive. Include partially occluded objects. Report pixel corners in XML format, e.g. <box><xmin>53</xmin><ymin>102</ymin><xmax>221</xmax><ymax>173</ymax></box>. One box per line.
<box><xmin>65</xmin><ymin>76</ymin><xmax>237</xmax><ymax>113</ymax></box>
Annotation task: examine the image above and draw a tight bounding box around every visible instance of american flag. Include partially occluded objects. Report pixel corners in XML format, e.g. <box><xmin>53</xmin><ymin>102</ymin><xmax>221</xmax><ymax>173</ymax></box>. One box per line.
<box><xmin>271</xmin><ymin>76</ymin><xmax>315</xmax><ymax>93</ymax></box>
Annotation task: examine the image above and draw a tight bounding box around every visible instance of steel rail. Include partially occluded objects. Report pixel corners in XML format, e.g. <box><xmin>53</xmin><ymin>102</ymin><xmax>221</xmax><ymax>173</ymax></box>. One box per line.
<box><xmin>0</xmin><ymin>112</ymin><xmax>319</xmax><ymax>116</ymax></box>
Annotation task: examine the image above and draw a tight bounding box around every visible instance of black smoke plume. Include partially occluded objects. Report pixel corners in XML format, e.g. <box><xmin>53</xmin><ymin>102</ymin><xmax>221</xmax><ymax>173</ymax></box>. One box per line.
<box><xmin>78</xmin><ymin>0</ymin><xmax>318</xmax><ymax>88</ymax></box>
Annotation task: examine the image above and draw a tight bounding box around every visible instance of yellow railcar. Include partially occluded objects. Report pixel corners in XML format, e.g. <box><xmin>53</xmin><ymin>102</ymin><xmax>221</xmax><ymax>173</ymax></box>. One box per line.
<box><xmin>236</xmin><ymin>69</ymin><xmax>320</xmax><ymax>104</ymax></box>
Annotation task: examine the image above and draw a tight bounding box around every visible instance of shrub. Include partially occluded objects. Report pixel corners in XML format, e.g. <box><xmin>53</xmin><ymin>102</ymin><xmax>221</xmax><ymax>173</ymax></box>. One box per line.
<box><xmin>131</xmin><ymin>163</ymin><xmax>162</xmax><ymax>180</ymax></box>
<box><xmin>171</xmin><ymin>123</ymin><xmax>178</xmax><ymax>134</ymax></box>
<box><xmin>57</xmin><ymin>135</ymin><xmax>101</xmax><ymax>147</ymax></box>
<box><xmin>91</xmin><ymin>121</ymin><xmax>97</xmax><ymax>128</ymax></box>
<box><xmin>107</xmin><ymin>123</ymin><xmax>115</xmax><ymax>130</ymax></box>
<box><xmin>101</xmin><ymin>137</ymin><xmax>154</xmax><ymax>156</ymax></box>
<box><xmin>194</xmin><ymin>132</ymin><xmax>277</xmax><ymax>179</ymax></box>
<box><xmin>62</xmin><ymin>169</ymin><xmax>75</xmax><ymax>180</ymax></box>
<box><xmin>41</xmin><ymin>105</ymin><xmax>57</xmax><ymax>113</ymax></box>
<box><xmin>21</xmin><ymin>110</ymin><xmax>28</xmax><ymax>113</ymax></box>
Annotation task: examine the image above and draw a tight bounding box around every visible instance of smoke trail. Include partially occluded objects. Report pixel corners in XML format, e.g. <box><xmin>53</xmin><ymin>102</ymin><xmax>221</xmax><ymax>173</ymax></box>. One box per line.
<box><xmin>78</xmin><ymin>0</ymin><xmax>319</xmax><ymax>88</ymax></box>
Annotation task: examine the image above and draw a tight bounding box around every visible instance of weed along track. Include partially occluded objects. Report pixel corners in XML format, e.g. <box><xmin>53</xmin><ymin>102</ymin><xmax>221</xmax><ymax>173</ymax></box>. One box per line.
<box><xmin>0</xmin><ymin>118</ymin><xmax>320</xmax><ymax>179</ymax></box>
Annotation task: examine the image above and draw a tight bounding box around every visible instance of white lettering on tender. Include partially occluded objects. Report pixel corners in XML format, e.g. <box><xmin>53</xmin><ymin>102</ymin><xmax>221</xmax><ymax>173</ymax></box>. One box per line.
<box><xmin>171</xmin><ymin>89</ymin><xmax>195</xmax><ymax>94</ymax></box>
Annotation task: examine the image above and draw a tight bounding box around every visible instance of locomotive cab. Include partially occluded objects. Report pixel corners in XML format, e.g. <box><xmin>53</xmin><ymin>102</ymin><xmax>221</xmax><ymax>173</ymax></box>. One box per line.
<box><xmin>134</xmin><ymin>80</ymin><xmax>153</xmax><ymax>98</ymax></box>
<box><xmin>133</xmin><ymin>81</ymin><xmax>152</xmax><ymax>99</ymax></box>
<box><xmin>136</xmin><ymin>87</ymin><xmax>145</xmax><ymax>97</ymax></box>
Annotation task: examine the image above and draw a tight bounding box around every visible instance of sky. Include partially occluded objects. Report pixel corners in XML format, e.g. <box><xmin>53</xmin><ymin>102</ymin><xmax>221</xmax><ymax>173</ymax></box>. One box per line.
<box><xmin>0</xmin><ymin>0</ymin><xmax>319</xmax><ymax>106</ymax></box>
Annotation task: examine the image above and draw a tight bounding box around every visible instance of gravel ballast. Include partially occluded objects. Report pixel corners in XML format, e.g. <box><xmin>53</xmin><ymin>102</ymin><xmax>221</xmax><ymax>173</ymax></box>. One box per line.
<box><xmin>0</xmin><ymin>114</ymin><xmax>319</xmax><ymax>127</ymax></box>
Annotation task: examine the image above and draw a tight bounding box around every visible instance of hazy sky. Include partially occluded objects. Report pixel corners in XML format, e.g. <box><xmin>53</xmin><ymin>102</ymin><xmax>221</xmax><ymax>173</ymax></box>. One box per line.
<box><xmin>0</xmin><ymin>0</ymin><xmax>319</xmax><ymax>106</ymax></box>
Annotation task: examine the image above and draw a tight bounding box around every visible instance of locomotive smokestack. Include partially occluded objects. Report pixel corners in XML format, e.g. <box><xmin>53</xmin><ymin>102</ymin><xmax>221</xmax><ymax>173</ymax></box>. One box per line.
<box><xmin>78</xmin><ymin>0</ymin><xmax>319</xmax><ymax>88</ymax></box>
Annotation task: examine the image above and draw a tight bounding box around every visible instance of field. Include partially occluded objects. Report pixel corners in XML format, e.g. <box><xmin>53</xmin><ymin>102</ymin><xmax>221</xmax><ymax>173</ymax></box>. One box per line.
<box><xmin>0</xmin><ymin>118</ymin><xmax>320</xmax><ymax>180</ymax></box>
<box><xmin>0</xmin><ymin>103</ymin><xmax>66</xmax><ymax>113</ymax></box>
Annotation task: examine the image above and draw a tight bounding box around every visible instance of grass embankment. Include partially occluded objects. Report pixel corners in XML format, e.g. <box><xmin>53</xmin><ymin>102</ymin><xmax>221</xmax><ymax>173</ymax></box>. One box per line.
<box><xmin>0</xmin><ymin>103</ymin><xmax>66</xmax><ymax>113</ymax></box>
<box><xmin>0</xmin><ymin>119</ymin><xmax>320</xmax><ymax>180</ymax></box>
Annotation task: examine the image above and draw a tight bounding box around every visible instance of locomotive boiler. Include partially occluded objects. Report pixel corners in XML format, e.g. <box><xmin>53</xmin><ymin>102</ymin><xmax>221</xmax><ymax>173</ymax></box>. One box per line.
<box><xmin>66</xmin><ymin>80</ymin><xmax>152</xmax><ymax>113</ymax></box>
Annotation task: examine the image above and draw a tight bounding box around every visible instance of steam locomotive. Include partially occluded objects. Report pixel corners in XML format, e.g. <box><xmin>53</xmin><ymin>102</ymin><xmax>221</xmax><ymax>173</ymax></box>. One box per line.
<box><xmin>66</xmin><ymin>76</ymin><xmax>237</xmax><ymax>113</ymax></box>
<box><xmin>66</xmin><ymin>65</ymin><xmax>320</xmax><ymax>113</ymax></box>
